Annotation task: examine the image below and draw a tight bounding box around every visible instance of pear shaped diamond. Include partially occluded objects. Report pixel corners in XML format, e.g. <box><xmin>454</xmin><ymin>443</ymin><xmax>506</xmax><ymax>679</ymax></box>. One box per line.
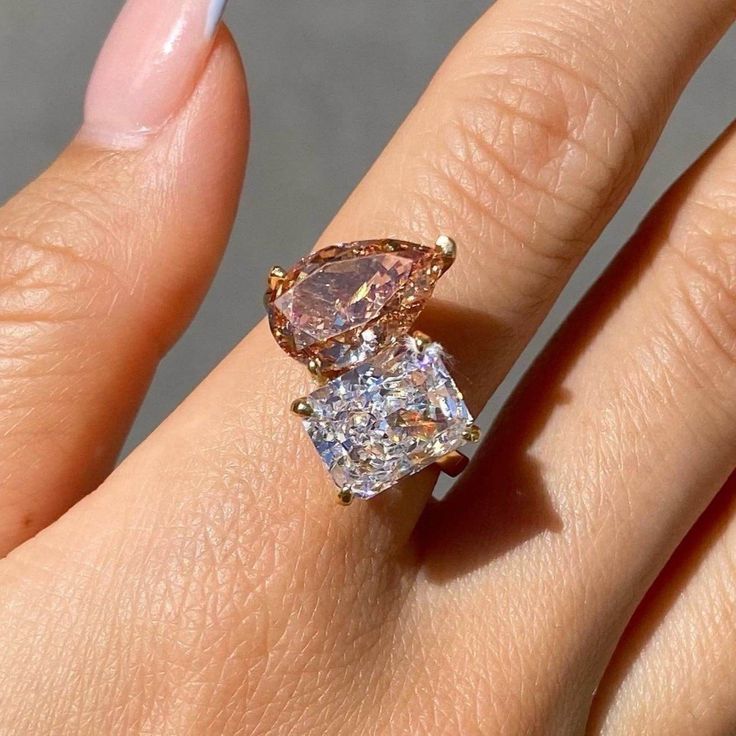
<box><xmin>266</xmin><ymin>239</ymin><xmax>448</xmax><ymax>375</ymax></box>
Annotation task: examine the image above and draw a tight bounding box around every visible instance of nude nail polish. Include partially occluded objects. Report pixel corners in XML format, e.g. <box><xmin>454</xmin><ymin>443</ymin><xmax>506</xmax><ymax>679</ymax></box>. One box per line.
<box><xmin>82</xmin><ymin>0</ymin><xmax>229</xmax><ymax>148</ymax></box>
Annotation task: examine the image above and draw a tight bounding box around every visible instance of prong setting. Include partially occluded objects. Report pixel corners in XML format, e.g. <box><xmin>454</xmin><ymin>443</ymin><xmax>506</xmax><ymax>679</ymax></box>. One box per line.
<box><xmin>291</xmin><ymin>398</ymin><xmax>313</xmax><ymax>417</ymax></box>
<box><xmin>337</xmin><ymin>490</ymin><xmax>354</xmax><ymax>506</ymax></box>
<box><xmin>307</xmin><ymin>357</ymin><xmax>327</xmax><ymax>384</ymax></box>
<box><xmin>463</xmin><ymin>423</ymin><xmax>481</xmax><ymax>443</ymax></box>
<box><xmin>412</xmin><ymin>330</ymin><xmax>433</xmax><ymax>351</ymax></box>
<box><xmin>435</xmin><ymin>235</ymin><xmax>457</xmax><ymax>272</ymax></box>
<box><xmin>267</xmin><ymin>265</ymin><xmax>287</xmax><ymax>292</ymax></box>
<box><xmin>269</xmin><ymin>237</ymin><xmax>472</xmax><ymax>504</ymax></box>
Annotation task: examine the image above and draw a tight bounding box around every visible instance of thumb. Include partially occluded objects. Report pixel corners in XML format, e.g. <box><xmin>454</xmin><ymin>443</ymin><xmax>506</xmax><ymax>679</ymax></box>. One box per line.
<box><xmin>0</xmin><ymin>0</ymin><xmax>248</xmax><ymax>554</ymax></box>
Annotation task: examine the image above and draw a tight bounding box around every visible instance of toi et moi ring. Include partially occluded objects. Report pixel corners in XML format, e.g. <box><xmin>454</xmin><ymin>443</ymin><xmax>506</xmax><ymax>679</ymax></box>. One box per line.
<box><xmin>264</xmin><ymin>236</ymin><xmax>480</xmax><ymax>505</ymax></box>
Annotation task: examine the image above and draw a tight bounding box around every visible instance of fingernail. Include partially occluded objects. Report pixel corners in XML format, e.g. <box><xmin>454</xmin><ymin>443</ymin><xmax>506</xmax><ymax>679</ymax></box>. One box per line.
<box><xmin>82</xmin><ymin>0</ymin><xmax>229</xmax><ymax>148</ymax></box>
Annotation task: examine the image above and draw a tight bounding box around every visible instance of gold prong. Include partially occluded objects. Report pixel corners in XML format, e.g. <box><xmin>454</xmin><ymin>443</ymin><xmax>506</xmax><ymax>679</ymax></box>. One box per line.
<box><xmin>435</xmin><ymin>450</ymin><xmax>470</xmax><ymax>477</ymax></box>
<box><xmin>435</xmin><ymin>235</ymin><xmax>457</xmax><ymax>271</ymax></box>
<box><xmin>291</xmin><ymin>398</ymin><xmax>313</xmax><ymax>417</ymax></box>
<box><xmin>412</xmin><ymin>330</ymin><xmax>433</xmax><ymax>350</ymax></box>
<box><xmin>267</xmin><ymin>265</ymin><xmax>287</xmax><ymax>291</ymax></box>
<box><xmin>307</xmin><ymin>357</ymin><xmax>327</xmax><ymax>384</ymax></box>
<box><xmin>337</xmin><ymin>489</ymin><xmax>354</xmax><ymax>506</ymax></box>
<box><xmin>463</xmin><ymin>424</ymin><xmax>481</xmax><ymax>443</ymax></box>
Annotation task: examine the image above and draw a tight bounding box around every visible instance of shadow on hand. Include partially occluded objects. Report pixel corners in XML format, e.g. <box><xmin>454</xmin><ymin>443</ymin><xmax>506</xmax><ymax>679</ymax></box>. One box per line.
<box><xmin>412</xmin><ymin>199</ymin><xmax>680</xmax><ymax>582</ymax></box>
<box><xmin>416</xmin><ymin>378</ymin><xmax>569</xmax><ymax>583</ymax></box>
<box><xmin>408</xmin><ymin>298</ymin><xmax>572</xmax><ymax>580</ymax></box>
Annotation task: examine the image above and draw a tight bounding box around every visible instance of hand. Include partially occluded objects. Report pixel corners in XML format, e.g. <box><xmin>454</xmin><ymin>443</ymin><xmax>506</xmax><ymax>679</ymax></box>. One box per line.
<box><xmin>1</xmin><ymin>0</ymin><xmax>735</xmax><ymax>733</ymax></box>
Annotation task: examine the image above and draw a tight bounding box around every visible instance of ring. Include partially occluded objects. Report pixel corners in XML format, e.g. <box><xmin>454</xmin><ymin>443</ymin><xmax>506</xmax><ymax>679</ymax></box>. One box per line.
<box><xmin>265</xmin><ymin>236</ymin><xmax>480</xmax><ymax>504</ymax></box>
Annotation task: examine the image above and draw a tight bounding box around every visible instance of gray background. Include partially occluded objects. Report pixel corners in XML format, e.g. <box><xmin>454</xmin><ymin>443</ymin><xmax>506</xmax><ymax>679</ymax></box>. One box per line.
<box><xmin>0</xmin><ymin>2</ymin><xmax>734</xmax><ymax>456</ymax></box>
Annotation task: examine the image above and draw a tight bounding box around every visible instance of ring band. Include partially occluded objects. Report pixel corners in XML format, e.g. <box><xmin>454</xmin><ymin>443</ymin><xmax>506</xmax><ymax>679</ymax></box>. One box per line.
<box><xmin>265</xmin><ymin>236</ymin><xmax>479</xmax><ymax>503</ymax></box>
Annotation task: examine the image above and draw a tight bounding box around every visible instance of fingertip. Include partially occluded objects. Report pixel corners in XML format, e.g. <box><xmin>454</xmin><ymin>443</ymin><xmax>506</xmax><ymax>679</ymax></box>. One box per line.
<box><xmin>80</xmin><ymin>0</ymin><xmax>238</xmax><ymax>150</ymax></box>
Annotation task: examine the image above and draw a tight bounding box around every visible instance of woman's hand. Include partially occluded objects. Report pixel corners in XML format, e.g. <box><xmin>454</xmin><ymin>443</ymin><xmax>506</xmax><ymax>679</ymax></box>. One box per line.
<box><xmin>0</xmin><ymin>0</ymin><xmax>735</xmax><ymax>733</ymax></box>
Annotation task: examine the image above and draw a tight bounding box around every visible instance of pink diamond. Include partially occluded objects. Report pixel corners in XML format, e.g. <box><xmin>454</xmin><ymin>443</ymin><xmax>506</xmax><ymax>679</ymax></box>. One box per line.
<box><xmin>274</xmin><ymin>253</ymin><xmax>414</xmax><ymax>349</ymax></box>
<box><xmin>266</xmin><ymin>239</ymin><xmax>447</xmax><ymax>375</ymax></box>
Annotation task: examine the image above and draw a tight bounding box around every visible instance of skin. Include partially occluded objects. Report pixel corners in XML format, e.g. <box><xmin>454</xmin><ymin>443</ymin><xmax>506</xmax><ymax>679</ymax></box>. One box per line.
<box><xmin>0</xmin><ymin>0</ymin><xmax>736</xmax><ymax>733</ymax></box>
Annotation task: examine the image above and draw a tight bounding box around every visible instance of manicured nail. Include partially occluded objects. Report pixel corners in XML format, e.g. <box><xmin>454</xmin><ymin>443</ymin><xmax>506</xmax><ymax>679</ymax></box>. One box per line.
<box><xmin>82</xmin><ymin>0</ymin><xmax>229</xmax><ymax>148</ymax></box>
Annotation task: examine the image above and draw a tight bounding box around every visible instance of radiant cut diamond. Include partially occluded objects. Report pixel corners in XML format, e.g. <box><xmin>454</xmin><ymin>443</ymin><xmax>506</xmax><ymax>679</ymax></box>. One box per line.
<box><xmin>299</xmin><ymin>337</ymin><xmax>473</xmax><ymax>499</ymax></box>
<box><xmin>266</xmin><ymin>240</ymin><xmax>446</xmax><ymax>375</ymax></box>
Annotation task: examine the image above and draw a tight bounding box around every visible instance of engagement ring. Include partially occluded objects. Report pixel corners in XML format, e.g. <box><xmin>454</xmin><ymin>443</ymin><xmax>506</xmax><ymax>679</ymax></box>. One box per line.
<box><xmin>265</xmin><ymin>237</ymin><xmax>480</xmax><ymax>504</ymax></box>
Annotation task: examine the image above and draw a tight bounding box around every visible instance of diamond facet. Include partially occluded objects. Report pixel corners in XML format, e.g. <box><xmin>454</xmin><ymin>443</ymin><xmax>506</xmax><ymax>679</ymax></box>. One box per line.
<box><xmin>266</xmin><ymin>239</ymin><xmax>445</xmax><ymax>375</ymax></box>
<box><xmin>299</xmin><ymin>337</ymin><xmax>473</xmax><ymax>499</ymax></box>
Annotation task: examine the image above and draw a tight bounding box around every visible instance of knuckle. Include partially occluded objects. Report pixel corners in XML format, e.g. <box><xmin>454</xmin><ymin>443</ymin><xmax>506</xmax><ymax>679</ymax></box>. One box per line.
<box><xmin>0</xmin><ymin>188</ymin><xmax>138</xmax><ymax>403</ymax></box>
<box><xmin>0</xmin><ymin>180</ymin><xmax>127</xmax><ymax>324</ymax></box>
<box><xmin>666</xmin><ymin>195</ymin><xmax>736</xmax><ymax>377</ymax></box>
<box><xmin>0</xmin><ymin>234</ymin><xmax>103</xmax><ymax>326</ymax></box>
<box><xmin>0</xmin><ymin>235</ymin><xmax>106</xmax><ymax>397</ymax></box>
<box><xmin>0</xmin><ymin>232</ymin><xmax>116</xmax><ymax>388</ymax></box>
<box><xmin>404</xmin><ymin>45</ymin><xmax>635</xmax><ymax>288</ymax></box>
<box><xmin>0</xmin><ymin>172</ymin><xmax>160</xmax><ymax>374</ymax></box>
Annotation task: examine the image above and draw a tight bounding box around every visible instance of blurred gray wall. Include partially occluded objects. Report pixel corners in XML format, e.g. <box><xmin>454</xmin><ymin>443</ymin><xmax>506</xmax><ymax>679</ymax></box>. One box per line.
<box><xmin>0</xmin><ymin>2</ymin><xmax>734</xmax><ymax>456</ymax></box>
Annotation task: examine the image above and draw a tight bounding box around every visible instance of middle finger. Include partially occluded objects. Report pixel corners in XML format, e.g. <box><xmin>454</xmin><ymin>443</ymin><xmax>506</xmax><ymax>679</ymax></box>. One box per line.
<box><xmin>320</xmin><ymin>0</ymin><xmax>735</xmax><ymax>405</ymax></box>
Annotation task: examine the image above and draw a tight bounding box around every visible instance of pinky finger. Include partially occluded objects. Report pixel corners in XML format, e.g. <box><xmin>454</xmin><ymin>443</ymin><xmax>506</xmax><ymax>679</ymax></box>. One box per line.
<box><xmin>589</xmin><ymin>475</ymin><xmax>736</xmax><ymax>736</ymax></box>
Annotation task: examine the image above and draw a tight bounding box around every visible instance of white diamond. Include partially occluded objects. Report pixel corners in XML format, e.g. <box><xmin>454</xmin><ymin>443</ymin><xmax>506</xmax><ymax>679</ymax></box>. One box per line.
<box><xmin>300</xmin><ymin>337</ymin><xmax>473</xmax><ymax>499</ymax></box>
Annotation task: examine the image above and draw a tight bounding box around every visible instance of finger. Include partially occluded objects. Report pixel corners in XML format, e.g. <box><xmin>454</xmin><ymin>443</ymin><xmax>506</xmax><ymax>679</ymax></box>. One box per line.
<box><xmin>0</xmin><ymin>2</ymin><xmax>733</xmax><ymax>733</ymax></box>
<box><xmin>255</xmin><ymin>0</ymin><xmax>736</xmax><ymax>527</ymax></box>
<box><xmin>589</xmin><ymin>476</ymin><xmax>736</xmax><ymax>735</ymax></box>
<box><xmin>0</xmin><ymin>3</ymin><xmax>248</xmax><ymax>554</ymax></box>
<box><xmin>420</xmin><ymin>122</ymin><xmax>736</xmax><ymax>732</ymax></box>
<box><xmin>262</xmin><ymin>0</ymin><xmax>736</xmax><ymax>526</ymax></box>
<box><xmin>320</xmin><ymin>0</ymin><xmax>735</xmax><ymax>408</ymax></box>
